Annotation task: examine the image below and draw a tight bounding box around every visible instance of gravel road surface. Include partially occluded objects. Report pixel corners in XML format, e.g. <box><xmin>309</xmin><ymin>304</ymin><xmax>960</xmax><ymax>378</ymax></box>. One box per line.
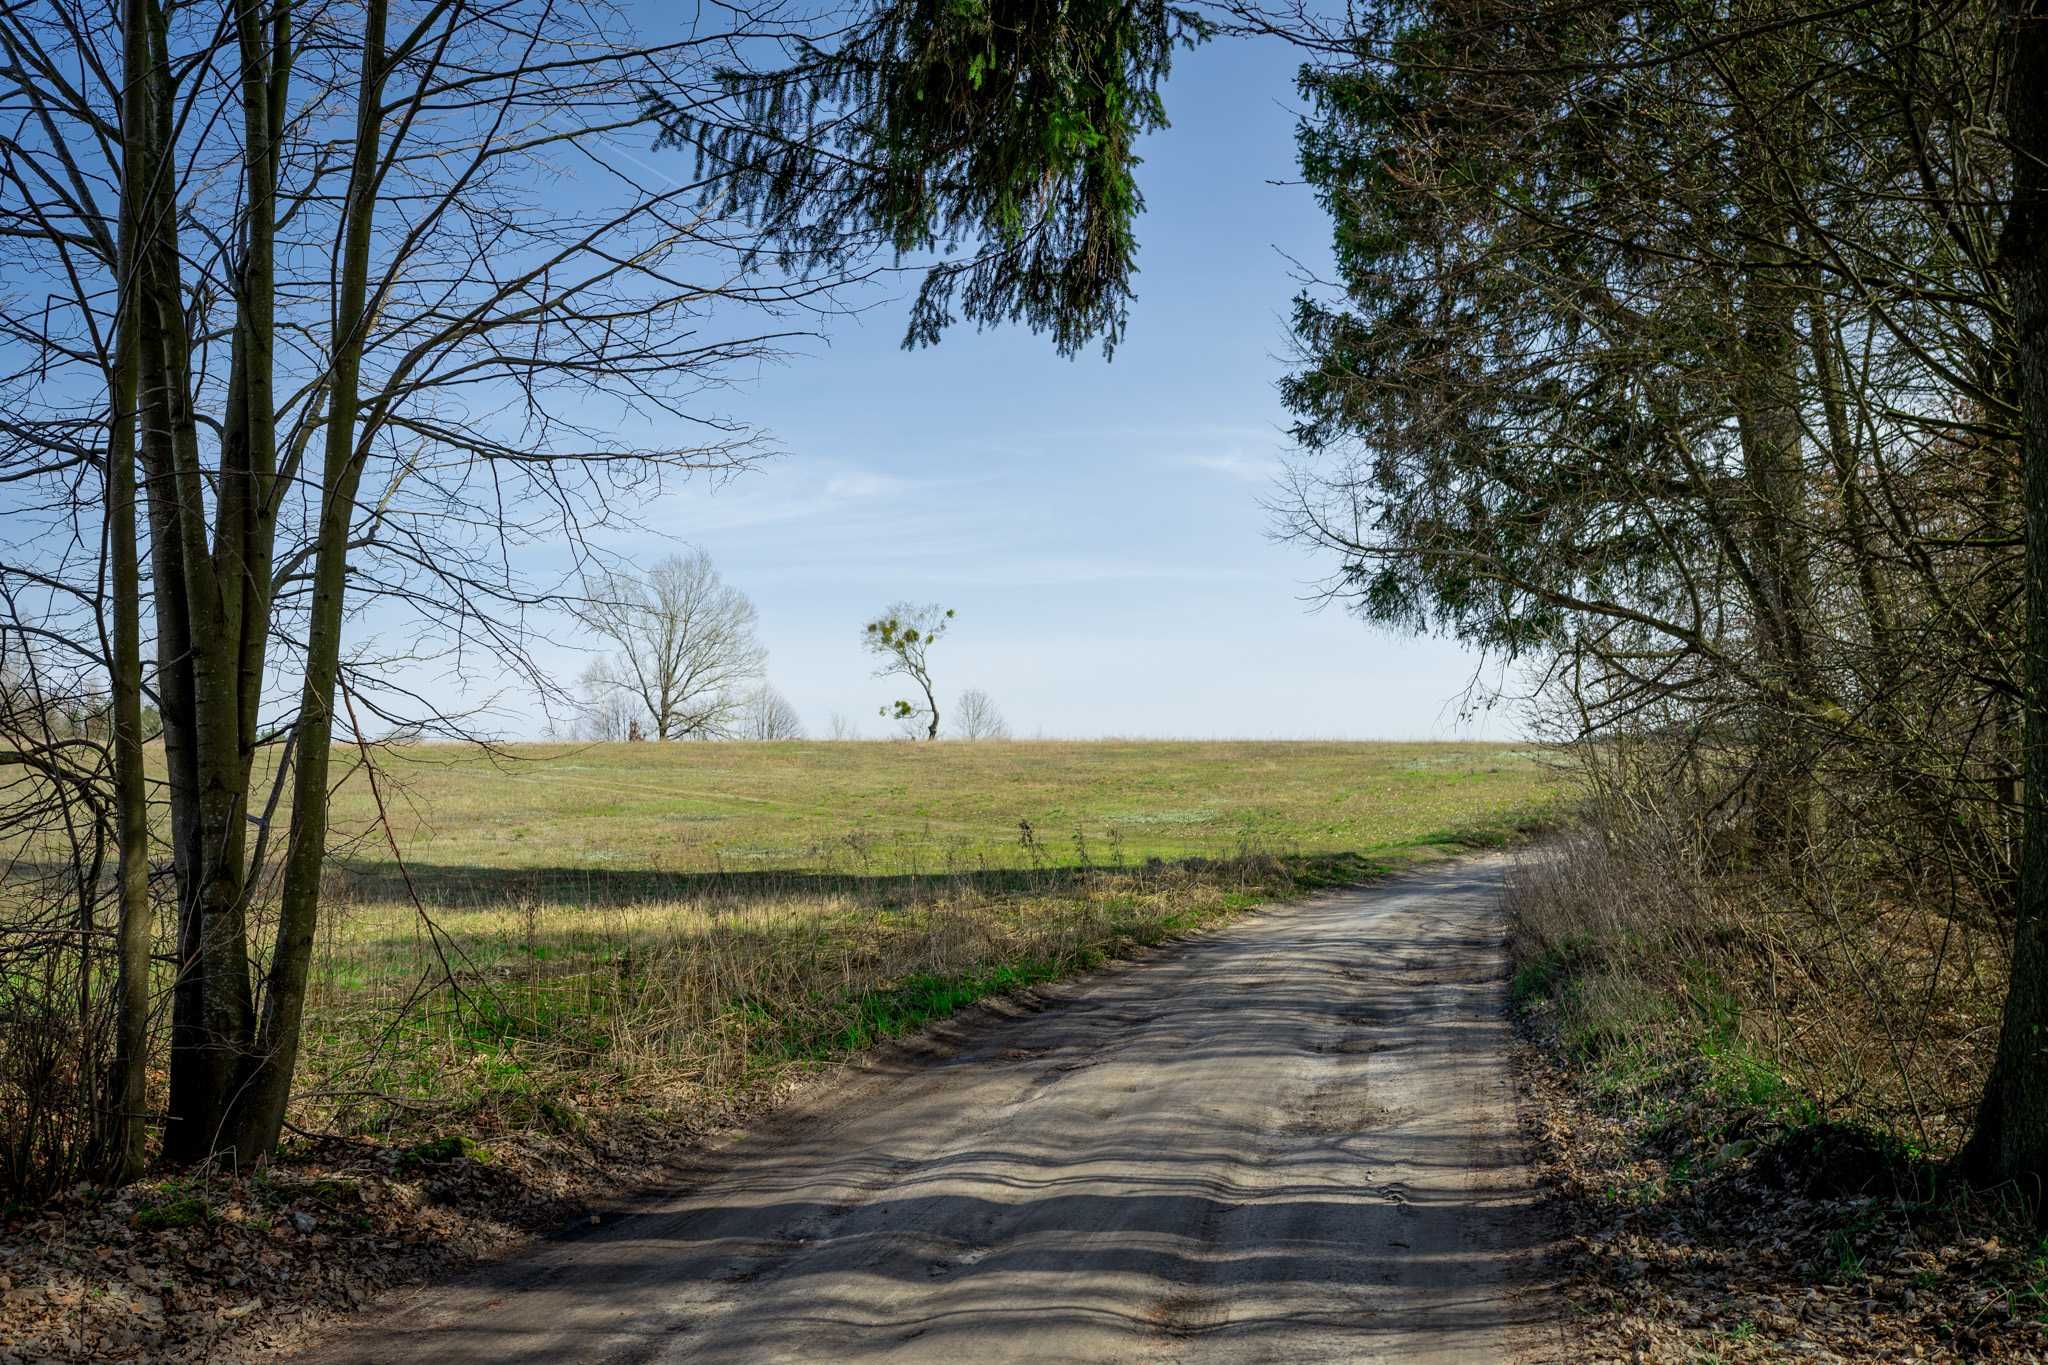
<box><xmin>303</xmin><ymin>856</ymin><xmax>1552</xmax><ymax>1363</ymax></box>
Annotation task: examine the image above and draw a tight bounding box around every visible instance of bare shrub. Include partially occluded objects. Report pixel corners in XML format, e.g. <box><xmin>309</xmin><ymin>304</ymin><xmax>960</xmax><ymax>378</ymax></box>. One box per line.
<box><xmin>0</xmin><ymin>633</ymin><xmax>147</xmax><ymax>1200</ymax></box>
<box><xmin>0</xmin><ymin>965</ymin><xmax>113</xmax><ymax>1201</ymax></box>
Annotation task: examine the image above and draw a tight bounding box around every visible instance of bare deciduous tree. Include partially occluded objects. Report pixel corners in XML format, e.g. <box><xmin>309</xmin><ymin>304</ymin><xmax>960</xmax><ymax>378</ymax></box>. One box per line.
<box><xmin>951</xmin><ymin>688</ymin><xmax>1010</xmax><ymax>740</ymax></box>
<box><xmin>574</xmin><ymin>661</ymin><xmax>641</xmax><ymax>742</ymax></box>
<box><xmin>739</xmin><ymin>684</ymin><xmax>806</xmax><ymax>740</ymax></box>
<box><xmin>578</xmin><ymin>552</ymin><xmax>767</xmax><ymax>740</ymax></box>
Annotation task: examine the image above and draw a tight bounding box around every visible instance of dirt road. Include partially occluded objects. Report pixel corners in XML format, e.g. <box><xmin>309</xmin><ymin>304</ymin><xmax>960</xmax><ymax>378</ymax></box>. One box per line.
<box><xmin>305</xmin><ymin>857</ymin><xmax>1552</xmax><ymax>1363</ymax></box>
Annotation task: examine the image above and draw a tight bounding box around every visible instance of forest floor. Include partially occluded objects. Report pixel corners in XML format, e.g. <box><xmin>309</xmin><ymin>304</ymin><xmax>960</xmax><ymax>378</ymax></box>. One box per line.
<box><xmin>1517</xmin><ymin>938</ymin><xmax>2048</xmax><ymax>1361</ymax></box>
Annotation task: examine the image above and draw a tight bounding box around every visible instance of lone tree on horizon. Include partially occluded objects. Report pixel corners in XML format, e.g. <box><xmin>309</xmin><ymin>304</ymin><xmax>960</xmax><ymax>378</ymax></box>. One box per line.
<box><xmin>578</xmin><ymin>551</ymin><xmax>767</xmax><ymax>740</ymax></box>
<box><xmin>952</xmin><ymin>688</ymin><xmax>1010</xmax><ymax>740</ymax></box>
<box><xmin>863</xmin><ymin>604</ymin><xmax>953</xmax><ymax>740</ymax></box>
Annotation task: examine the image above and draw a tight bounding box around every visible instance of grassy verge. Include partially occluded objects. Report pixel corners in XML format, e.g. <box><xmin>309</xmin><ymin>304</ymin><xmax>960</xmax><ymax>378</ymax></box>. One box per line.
<box><xmin>295</xmin><ymin>850</ymin><xmax>1450</xmax><ymax>1145</ymax></box>
<box><xmin>1507</xmin><ymin>831</ymin><xmax>2042</xmax><ymax>1360</ymax></box>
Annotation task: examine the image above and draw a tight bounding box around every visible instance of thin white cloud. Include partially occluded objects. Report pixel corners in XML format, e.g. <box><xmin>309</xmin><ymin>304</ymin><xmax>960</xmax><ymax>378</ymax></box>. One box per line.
<box><xmin>1183</xmin><ymin>451</ymin><xmax>1279</xmax><ymax>483</ymax></box>
<box><xmin>937</xmin><ymin>554</ymin><xmax>1260</xmax><ymax>587</ymax></box>
<box><xmin>608</xmin><ymin>460</ymin><xmax>934</xmax><ymax>542</ymax></box>
<box><xmin>822</xmin><ymin>470</ymin><xmax>915</xmax><ymax>500</ymax></box>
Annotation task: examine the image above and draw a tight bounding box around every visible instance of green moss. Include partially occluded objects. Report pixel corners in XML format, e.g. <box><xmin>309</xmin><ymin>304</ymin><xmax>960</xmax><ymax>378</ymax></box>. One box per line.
<box><xmin>303</xmin><ymin>1177</ymin><xmax>364</xmax><ymax>1205</ymax></box>
<box><xmin>399</xmin><ymin>1135</ymin><xmax>487</xmax><ymax>1167</ymax></box>
<box><xmin>133</xmin><ymin>1184</ymin><xmax>210</xmax><ymax>1230</ymax></box>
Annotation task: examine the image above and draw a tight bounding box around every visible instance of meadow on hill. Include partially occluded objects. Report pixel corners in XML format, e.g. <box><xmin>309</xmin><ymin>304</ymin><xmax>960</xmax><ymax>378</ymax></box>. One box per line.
<box><xmin>295</xmin><ymin>739</ymin><xmax>1555</xmax><ymax>1138</ymax></box>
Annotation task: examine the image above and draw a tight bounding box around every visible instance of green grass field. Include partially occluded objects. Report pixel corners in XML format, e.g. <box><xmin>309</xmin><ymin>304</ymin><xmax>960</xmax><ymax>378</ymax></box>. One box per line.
<box><xmin>286</xmin><ymin>740</ymin><xmax>1555</xmax><ymax>1139</ymax></box>
<box><xmin>327</xmin><ymin>739</ymin><xmax>1552</xmax><ymax>893</ymax></box>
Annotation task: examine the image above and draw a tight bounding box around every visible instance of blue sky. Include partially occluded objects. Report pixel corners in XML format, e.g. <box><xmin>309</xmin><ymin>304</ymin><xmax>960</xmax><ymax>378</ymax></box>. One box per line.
<box><xmin>0</xmin><ymin>5</ymin><xmax>1513</xmax><ymax>743</ymax></box>
<box><xmin>527</xmin><ymin>27</ymin><xmax>1509</xmax><ymax>741</ymax></box>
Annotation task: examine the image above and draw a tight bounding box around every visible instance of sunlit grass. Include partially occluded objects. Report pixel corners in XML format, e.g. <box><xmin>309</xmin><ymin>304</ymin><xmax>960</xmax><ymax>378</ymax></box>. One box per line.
<box><xmin>281</xmin><ymin>740</ymin><xmax>1555</xmax><ymax>1138</ymax></box>
<box><xmin>4</xmin><ymin>740</ymin><xmax>1559</xmax><ymax>1143</ymax></box>
<box><xmin>319</xmin><ymin>738</ymin><xmax>1551</xmax><ymax>878</ymax></box>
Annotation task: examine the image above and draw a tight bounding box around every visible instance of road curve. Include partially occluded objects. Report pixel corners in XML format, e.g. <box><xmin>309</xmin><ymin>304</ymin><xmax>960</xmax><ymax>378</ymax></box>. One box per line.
<box><xmin>302</xmin><ymin>856</ymin><xmax>1553</xmax><ymax>1363</ymax></box>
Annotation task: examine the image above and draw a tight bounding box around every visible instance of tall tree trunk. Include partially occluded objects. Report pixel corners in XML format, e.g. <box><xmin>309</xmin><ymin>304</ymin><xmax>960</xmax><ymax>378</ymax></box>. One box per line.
<box><xmin>229</xmin><ymin>0</ymin><xmax>387</xmax><ymax>1163</ymax></box>
<box><xmin>108</xmin><ymin>330</ymin><xmax>151</xmax><ymax>1184</ymax></box>
<box><xmin>226</xmin><ymin>0</ymin><xmax>282</xmax><ymax>788</ymax></box>
<box><xmin>1737</xmin><ymin>241</ymin><xmax>1815</xmax><ymax>853</ymax></box>
<box><xmin>124</xmin><ymin>0</ymin><xmax>238</xmax><ymax>1166</ymax></box>
<box><xmin>106</xmin><ymin>0</ymin><xmax>154</xmax><ymax>1181</ymax></box>
<box><xmin>130</xmin><ymin>0</ymin><xmax>291</xmax><ymax>1165</ymax></box>
<box><xmin>1729</xmin><ymin>14</ymin><xmax>1816</xmax><ymax>856</ymax></box>
<box><xmin>1964</xmin><ymin>0</ymin><xmax>2048</xmax><ymax>1198</ymax></box>
<box><xmin>172</xmin><ymin>273</ymin><xmax>258</xmax><ymax>1165</ymax></box>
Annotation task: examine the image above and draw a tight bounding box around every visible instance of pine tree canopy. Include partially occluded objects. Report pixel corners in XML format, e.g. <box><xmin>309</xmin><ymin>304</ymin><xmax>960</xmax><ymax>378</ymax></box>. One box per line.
<box><xmin>664</xmin><ymin>0</ymin><xmax>1208</xmax><ymax>357</ymax></box>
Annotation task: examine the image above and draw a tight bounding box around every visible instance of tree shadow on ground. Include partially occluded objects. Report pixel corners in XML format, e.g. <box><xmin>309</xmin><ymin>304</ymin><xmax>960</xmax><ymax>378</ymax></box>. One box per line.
<box><xmin>324</xmin><ymin>849</ymin><xmax>1397</xmax><ymax>913</ymax></box>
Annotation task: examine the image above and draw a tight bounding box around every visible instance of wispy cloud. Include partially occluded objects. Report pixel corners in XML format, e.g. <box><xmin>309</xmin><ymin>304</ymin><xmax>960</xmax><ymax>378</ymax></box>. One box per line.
<box><xmin>1183</xmin><ymin>451</ymin><xmax>1279</xmax><ymax>483</ymax></box>
<box><xmin>822</xmin><ymin>470</ymin><xmax>915</xmax><ymax>501</ymax></box>
<box><xmin>618</xmin><ymin>460</ymin><xmax>933</xmax><ymax>541</ymax></box>
<box><xmin>937</xmin><ymin>554</ymin><xmax>1260</xmax><ymax>587</ymax></box>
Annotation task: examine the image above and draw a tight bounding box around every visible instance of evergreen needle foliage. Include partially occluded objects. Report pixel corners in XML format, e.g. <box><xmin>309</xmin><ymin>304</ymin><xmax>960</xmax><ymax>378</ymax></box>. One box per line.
<box><xmin>663</xmin><ymin>0</ymin><xmax>1209</xmax><ymax>356</ymax></box>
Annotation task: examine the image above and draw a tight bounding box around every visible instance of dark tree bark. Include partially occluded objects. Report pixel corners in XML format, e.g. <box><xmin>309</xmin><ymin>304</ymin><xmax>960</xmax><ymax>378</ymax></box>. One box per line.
<box><xmin>1733</xmin><ymin>105</ymin><xmax>1817</xmax><ymax>855</ymax></box>
<box><xmin>230</xmin><ymin>0</ymin><xmax>387</xmax><ymax>1162</ymax></box>
<box><xmin>124</xmin><ymin>0</ymin><xmax>257</xmax><ymax>1165</ymax></box>
<box><xmin>107</xmin><ymin>3</ymin><xmax>152</xmax><ymax>1178</ymax></box>
<box><xmin>1963</xmin><ymin>0</ymin><xmax>2048</xmax><ymax>1200</ymax></box>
